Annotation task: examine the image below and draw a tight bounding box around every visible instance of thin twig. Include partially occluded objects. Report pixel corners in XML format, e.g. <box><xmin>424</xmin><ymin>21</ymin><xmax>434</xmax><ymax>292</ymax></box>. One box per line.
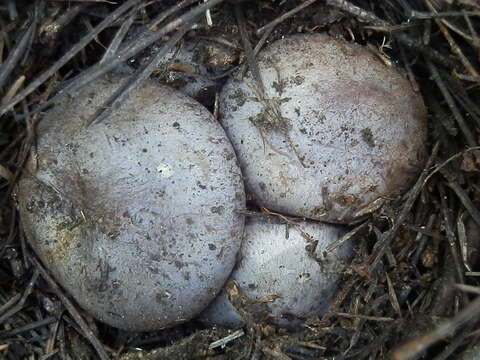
<box><xmin>326</xmin><ymin>0</ymin><xmax>381</xmax><ymax>24</ymax></box>
<box><xmin>455</xmin><ymin>284</ymin><xmax>480</xmax><ymax>295</ymax></box>
<box><xmin>30</xmin><ymin>256</ymin><xmax>110</xmax><ymax>360</ymax></box>
<box><xmin>390</xmin><ymin>295</ymin><xmax>480</xmax><ymax>360</ymax></box>
<box><xmin>235</xmin><ymin>4</ymin><xmax>264</xmax><ymax>92</ymax></box>
<box><xmin>99</xmin><ymin>8</ymin><xmax>137</xmax><ymax>65</ymax></box>
<box><xmin>149</xmin><ymin>0</ymin><xmax>198</xmax><ymax>31</ymax></box>
<box><xmin>424</xmin><ymin>146</ymin><xmax>480</xmax><ymax>185</ymax></box>
<box><xmin>0</xmin><ymin>293</ymin><xmax>21</xmax><ymax>318</ymax></box>
<box><xmin>331</xmin><ymin>312</ymin><xmax>394</xmax><ymax>322</ymax></box>
<box><xmin>325</xmin><ymin>222</ymin><xmax>367</xmax><ymax>253</ymax></box>
<box><xmin>208</xmin><ymin>329</ymin><xmax>245</xmax><ymax>349</ymax></box>
<box><xmin>326</xmin><ymin>0</ymin><xmax>458</xmax><ymax>69</ymax></box>
<box><xmin>51</xmin><ymin>0</ymin><xmax>226</xmax><ymax>104</ymax></box>
<box><xmin>368</xmin><ymin>142</ymin><xmax>440</xmax><ymax>273</ymax></box>
<box><xmin>438</xmin><ymin>183</ymin><xmax>465</xmax><ymax>286</ymax></box>
<box><xmin>0</xmin><ymin>316</ymin><xmax>58</xmax><ymax>337</ymax></box>
<box><xmin>457</xmin><ymin>211</ymin><xmax>472</xmax><ymax>272</ymax></box>
<box><xmin>0</xmin><ymin>0</ymin><xmax>142</xmax><ymax>115</ymax></box>
<box><xmin>424</xmin><ymin>90</ymin><xmax>457</xmax><ymax>136</ymax></box>
<box><xmin>408</xmin><ymin>10</ymin><xmax>480</xmax><ymax>19</ymax></box>
<box><xmin>256</xmin><ymin>0</ymin><xmax>320</xmax><ymax>35</ymax></box>
<box><xmin>0</xmin><ymin>269</ymin><xmax>39</xmax><ymax>325</ymax></box>
<box><xmin>40</xmin><ymin>4</ymin><xmax>87</xmax><ymax>43</ymax></box>
<box><xmin>412</xmin><ymin>213</ymin><xmax>437</xmax><ymax>267</ymax></box>
<box><xmin>0</xmin><ymin>22</ymin><xmax>35</xmax><ymax>92</ymax></box>
<box><xmin>425</xmin><ymin>0</ymin><xmax>479</xmax><ymax>77</ymax></box>
<box><xmin>445</xmin><ymin>181</ymin><xmax>480</xmax><ymax>229</ymax></box>
<box><xmin>426</xmin><ymin>60</ymin><xmax>477</xmax><ymax>147</ymax></box>
<box><xmin>88</xmin><ymin>24</ymin><xmax>190</xmax><ymax>125</ymax></box>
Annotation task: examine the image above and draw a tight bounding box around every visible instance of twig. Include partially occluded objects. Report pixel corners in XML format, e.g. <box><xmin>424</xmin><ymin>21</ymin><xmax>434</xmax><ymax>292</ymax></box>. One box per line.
<box><xmin>331</xmin><ymin>312</ymin><xmax>394</xmax><ymax>322</ymax></box>
<box><xmin>30</xmin><ymin>256</ymin><xmax>110</xmax><ymax>360</ymax></box>
<box><xmin>432</xmin><ymin>324</ymin><xmax>476</xmax><ymax>360</ymax></box>
<box><xmin>457</xmin><ymin>212</ymin><xmax>472</xmax><ymax>272</ymax></box>
<box><xmin>262</xmin><ymin>347</ymin><xmax>292</xmax><ymax>360</ymax></box>
<box><xmin>399</xmin><ymin>45</ymin><xmax>420</xmax><ymax>92</ymax></box>
<box><xmin>424</xmin><ymin>146</ymin><xmax>480</xmax><ymax>185</ymax></box>
<box><xmin>344</xmin><ymin>292</ymin><xmax>387</xmax><ymax>355</ymax></box>
<box><xmin>0</xmin><ymin>293</ymin><xmax>21</xmax><ymax>318</ymax></box>
<box><xmin>208</xmin><ymin>329</ymin><xmax>244</xmax><ymax>349</ymax></box>
<box><xmin>448</xmin><ymin>75</ymin><xmax>480</xmax><ymax>128</ymax></box>
<box><xmin>326</xmin><ymin>0</ymin><xmax>458</xmax><ymax>69</ymax></box>
<box><xmin>6</xmin><ymin>0</ymin><xmax>17</xmax><ymax>21</ymax></box>
<box><xmin>235</xmin><ymin>4</ymin><xmax>264</xmax><ymax>92</ymax></box>
<box><xmin>424</xmin><ymin>90</ymin><xmax>457</xmax><ymax>136</ymax></box>
<box><xmin>99</xmin><ymin>8</ymin><xmax>137</xmax><ymax>64</ymax></box>
<box><xmin>256</xmin><ymin>0</ymin><xmax>320</xmax><ymax>35</ymax></box>
<box><xmin>395</xmin><ymin>33</ymin><xmax>459</xmax><ymax>69</ymax></box>
<box><xmin>0</xmin><ymin>22</ymin><xmax>35</xmax><ymax>92</ymax></box>
<box><xmin>40</xmin><ymin>4</ymin><xmax>87</xmax><ymax>43</ymax></box>
<box><xmin>325</xmin><ymin>222</ymin><xmax>367</xmax><ymax>253</ymax></box>
<box><xmin>368</xmin><ymin>142</ymin><xmax>440</xmax><ymax>273</ymax></box>
<box><xmin>88</xmin><ymin>24</ymin><xmax>190</xmax><ymax>125</ymax></box>
<box><xmin>408</xmin><ymin>10</ymin><xmax>480</xmax><ymax>19</ymax></box>
<box><xmin>0</xmin><ymin>208</ymin><xmax>16</xmax><ymax>259</ymax></box>
<box><xmin>438</xmin><ymin>183</ymin><xmax>465</xmax><ymax>286</ymax></box>
<box><xmin>463</xmin><ymin>10</ymin><xmax>480</xmax><ymax>55</ymax></box>
<box><xmin>0</xmin><ymin>316</ymin><xmax>58</xmax><ymax>337</ymax></box>
<box><xmin>120</xmin><ymin>329</ymin><xmax>230</xmax><ymax>360</ymax></box>
<box><xmin>390</xmin><ymin>295</ymin><xmax>480</xmax><ymax>360</ymax></box>
<box><xmin>0</xmin><ymin>0</ymin><xmax>142</xmax><ymax>116</ymax></box>
<box><xmin>412</xmin><ymin>213</ymin><xmax>437</xmax><ymax>267</ymax></box>
<box><xmin>425</xmin><ymin>0</ymin><xmax>479</xmax><ymax>77</ymax></box>
<box><xmin>440</xmin><ymin>14</ymin><xmax>477</xmax><ymax>45</ymax></box>
<box><xmin>239</xmin><ymin>15</ymin><xmax>275</xmax><ymax>78</ymax></box>
<box><xmin>204</xmin><ymin>0</ymin><xmax>213</xmax><ymax>26</ymax></box>
<box><xmin>446</xmin><ymin>181</ymin><xmax>480</xmax><ymax>229</ymax></box>
<box><xmin>386</xmin><ymin>273</ymin><xmax>402</xmax><ymax>317</ymax></box>
<box><xmin>466</xmin><ymin>272</ymin><xmax>480</xmax><ymax>276</ymax></box>
<box><xmin>50</xmin><ymin>0</ymin><xmax>226</xmax><ymax>104</ymax></box>
<box><xmin>455</xmin><ymin>284</ymin><xmax>480</xmax><ymax>295</ymax></box>
<box><xmin>149</xmin><ymin>0</ymin><xmax>198</xmax><ymax>31</ymax></box>
<box><xmin>426</xmin><ymin>60</ymin><xmax>477</xmax><ymax>147</ymax></box>
<box><xmin>45</xmin><ymin>316</ymin><xmax>61</xmax><ymax>354</ymax></box>
<box><xmin>325</xmin><ymin>0</ymin><xmax>381</xmax><ymax>24</ymax></box>
<box><xmin>2</xmin><ymin>75</ymin><xmax>26</xmax><ymax>105</ymax></box>
<box><xmin>0</xmin><ymin>269</ymin><xmax>39</xmax><ymax>325</ymax></box>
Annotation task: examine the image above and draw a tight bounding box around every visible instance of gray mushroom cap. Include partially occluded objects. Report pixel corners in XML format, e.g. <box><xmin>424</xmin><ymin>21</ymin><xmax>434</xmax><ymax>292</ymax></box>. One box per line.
<box><xmin>129</xmin><ymin>29</ymin><xmax>237</xmax><ymax>105</ymax></box>
<box><xmin>17</xmin><ymin>75</ymin><xmax>246</xmax><ymax>331</ymax></box>
<box><xmin>200</xmin><ymin>216</ymin><xmax>351</xmax><ymax>329</ymax></box>
<box><xmin>219</xmin><ymin>33</ymin><xmax>427</xmax><ymax>224</ymax></box>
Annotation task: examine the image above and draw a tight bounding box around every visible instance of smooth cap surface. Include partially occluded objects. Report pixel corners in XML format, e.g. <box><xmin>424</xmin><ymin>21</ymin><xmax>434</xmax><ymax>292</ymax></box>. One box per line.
<box><xmin>220</xmin><ymin>33</ymin><xmax>427</xmax><ymax>223</ymax></box>
<box><xmin>17</xmin><ymin>75</ymin><xmax>245</xmax><ymax>331</ymax></box>
<box><xmin>200</xmin><ymin>216</ymin><xmax>351</xmax><ymax>329</ymax></box>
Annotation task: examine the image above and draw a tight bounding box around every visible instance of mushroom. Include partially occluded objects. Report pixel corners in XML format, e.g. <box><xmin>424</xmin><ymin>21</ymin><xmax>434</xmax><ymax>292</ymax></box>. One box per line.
<box><xmin>200</xmin><ymin>216</ymin><xmax>351</xmax><ymax>329</ymax></box>
<box><xmin>129</xmin><ymin>29</ymin><xmax>239</xmax><ymax>107</ymax></box>
<box><xmin>219</xmin><ymin>33</ymin><xmax>427</xmax><ymax>224</ymax></box>
<box><xmin>16</xmin><ymin>74</ymin><xmax>246</xmax><ymax>331</ymax></box>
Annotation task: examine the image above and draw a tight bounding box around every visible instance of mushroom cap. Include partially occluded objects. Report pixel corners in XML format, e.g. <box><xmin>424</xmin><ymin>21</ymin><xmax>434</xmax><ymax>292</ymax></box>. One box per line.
<box><xmin>17</xmin><ymin>75</ymin><xmax>246</xmax><ymax>331</ymax></box>
<box><xmin>219</xmin><ymin>33</ymin><xmax>427</xmax><ymax>223</ymax></box>
<box><xmin>200</xmin><ymin>216</ymin><xmax>351</xmax><ymax>329</ymax></box>
<box><xmin>130</xmin><ymin>31</ymin><xmax>237</xmax><ymax>106</ymax></box>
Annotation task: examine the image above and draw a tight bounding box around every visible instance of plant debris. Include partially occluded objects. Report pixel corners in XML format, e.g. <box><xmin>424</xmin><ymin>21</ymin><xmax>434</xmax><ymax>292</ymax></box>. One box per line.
<box><xmin>1</xmin><ymin>0</ymin><xmax>480</xmax><ymax>359</ymax></box>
